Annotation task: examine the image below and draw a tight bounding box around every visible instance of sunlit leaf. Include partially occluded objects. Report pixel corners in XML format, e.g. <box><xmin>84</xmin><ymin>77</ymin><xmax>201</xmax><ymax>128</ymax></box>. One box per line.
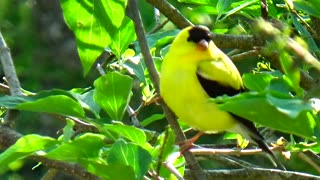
<box><xmin>216</xmin><ymin>0</ymin><xmax>232</xmax><ymax>20</ymax></box>
<box><xmin>107</xmin><ymin>139</ymin><xmax>152</xmax><ymax>179</ymax></box>
<box><xmin>93</xmin><ymin>72</ymin><xmax>133</xmax><ymax>120</ymax></box>
<box><xmin>0</xmin><ymin>90</ymin><xmax>85</xmax><ymax>118</ymax></box>
<box><xmin>87</xmin><ymin>163</ymin><xmax>135</xmax><ymax>180</ymax></box>
<box><xmin>279</xmin><ymin>51</ymin><xmax>302</xmax><ymax>95</ymax></box>
<box><xmin>293</xmin><ymin>0</ymin><xmax>320</xmax><ymax>18</ymax></box>
<box><xmin>213</xmin><ymin>92</ymin><xmax>317</xmax><ymax>139</ymax></box>
<box><xmin>103</xmin><ymin>124</ymin><xmax>146</xmax><ymax>146</ymax></box>
<box><xmin>0</xmin><ymin>135</ymin><xmax>57</xmax><ymax>168</ymax></box>
<box><xmin>70</xmin><ymin>88</ymin><xmax>101</xmax><ymax>118</ymax></box>
<box><xmin>219</xmin><ymin>0</ymin><xmax>257</xmax><ymax>21</ymax></box>
<box><xmin>60</xmin><ymin>0</ymin><xmax>128</xmax><ymax>75</ymax></box>
<box><xmin>46</xmin><ymin>133</ymin><xmax>105</xmax><ymax>163</ymax></box>
<box><xmin>243</xmin><ymin>72</ymin><xmax>275</xmax><ymax>92</ymax></box>
<box><xmin>109</xmin><ymin>17</ymin><xmax>136</xmax><ymax>57</ymax></box>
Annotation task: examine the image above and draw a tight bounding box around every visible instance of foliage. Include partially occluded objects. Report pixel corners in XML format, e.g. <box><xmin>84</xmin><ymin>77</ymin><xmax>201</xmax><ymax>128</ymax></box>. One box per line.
<box><xmin>0</xmin><ymin>0</ymin><xmax>320</xmax><ymax>179</ymax></box>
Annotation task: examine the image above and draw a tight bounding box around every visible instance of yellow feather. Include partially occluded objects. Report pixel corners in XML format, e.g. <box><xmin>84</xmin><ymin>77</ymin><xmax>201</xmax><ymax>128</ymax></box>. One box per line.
<box><xmin>160</xmin><ymin>26</ymin><xmax>242</xmax><ymax>132</ymax></box>
<box><xmin>160</xmin><ymin>26</ymin><xmax>286</xmax><ymax>170</ymax></box>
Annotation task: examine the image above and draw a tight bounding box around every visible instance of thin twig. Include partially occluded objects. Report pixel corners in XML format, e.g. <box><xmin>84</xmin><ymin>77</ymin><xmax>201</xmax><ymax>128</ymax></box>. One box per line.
<box><xmin>32</xmin><ymin>156</ymin><xmax>100</xmax><ymax>180</ymax></box>
<box><xmin>146</xmin><ymin>0</ymin><xmax>192</xmax><ymax>29</ymax></box>
<box><xmin>163</xmin><ymin>161</ymin><xmax>184</xmax><ymax>180</ymax></box>
<box><xmin>127</xmin><ymin>105</ymin><xmax>142</xmax><ymax>127</ymax></box>
<box><xmin>189</xmin><ymin>146</ymin><xmax>282</xmax><ymax>156</ymax></box>
<box><xmin>204</xmin><ymin>154</ymin><xmax>256</xmax><ymax>169</ymax></box>
<box><xmin>0</xmin><ymin>83</ymin><xmax>10</xmax><ymax>95</ymax></box>
<box><xmin>230</xmin><ymin>50</ymin><xmax>259</xmax><ymax>62</ymax></box>
<box><xmin>41</xmin><ymin>169</ymin><xmax>58</xmax><ymax>180</ymax></box>
<box><xmin>185</xmin><ymin>168</ymin><xmax>320</xmax><ymax>180</ymax></box>
<box><xmin>149</xmin><ymin>19</ymin><xmax>170</xmax><ymax>34</ymax></box>
<box><xmin>297</xmin><ymin>152</ymin><xmax>320</xmax><ymax>174</ymax></box>
<box><xmin>287</xmin><ymin>38</ymin><xmax>320</xmax><ymax>71</ymax></box>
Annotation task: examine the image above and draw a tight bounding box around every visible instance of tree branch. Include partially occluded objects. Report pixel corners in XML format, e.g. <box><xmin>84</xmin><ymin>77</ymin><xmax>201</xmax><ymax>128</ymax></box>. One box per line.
<box><xmin>127</xmin><ymin>0</ymin><xmax>206</xmax><ymax>179</ymax></box>
<box><xmin>211</xmin><ymin>34</ymin><xmax>264</xmax><ymax>50</ymax></box>
<box><xmin>0</xmin><ymin>31</ymin><xmax>23</xmax><ymax>127</ymax></box>
<box><xmin>185</xmin><ymin>168</ymin><xmax>320</xmax><ymax>180</ymax></box>
<box><xmin>0</xmin><ymin>32</ymin><xmax>22</xmax><ymax>96</ymax></box>
<box><xmin>146</xmin><ymin>0</ymin><xmax>192</xmax><ymax>29</ymax></box>
<box><xmin>32</xmin><ymin>156</ymin><xmax>100</xmax><ymax>180</ymax></box>
<box><xmin>260</xmin><ymin>0</ymin><xmax>268</xmax><ymax>20</ymax></box>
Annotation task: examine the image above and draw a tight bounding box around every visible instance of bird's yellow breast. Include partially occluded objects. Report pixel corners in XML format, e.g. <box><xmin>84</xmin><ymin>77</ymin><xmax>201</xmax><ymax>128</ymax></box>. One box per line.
<box><xmin>160</xmin><ymin>49</ymin><xmax>236</xmax><ymax>132</ymax></box>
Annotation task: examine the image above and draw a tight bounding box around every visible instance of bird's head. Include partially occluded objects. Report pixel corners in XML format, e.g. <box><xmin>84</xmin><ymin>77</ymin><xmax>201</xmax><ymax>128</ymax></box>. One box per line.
<box><xmin>168</xmin><ymin>25</ymin><xmax>215</xmax><ymax>63</ymax></box>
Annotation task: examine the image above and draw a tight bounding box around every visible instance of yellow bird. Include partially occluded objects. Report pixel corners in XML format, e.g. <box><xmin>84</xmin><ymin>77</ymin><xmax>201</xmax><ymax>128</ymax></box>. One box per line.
<box><xmin>160</xmin><ymin>25</ymin><xmax>285</xmax><ymax>169</ymax></box>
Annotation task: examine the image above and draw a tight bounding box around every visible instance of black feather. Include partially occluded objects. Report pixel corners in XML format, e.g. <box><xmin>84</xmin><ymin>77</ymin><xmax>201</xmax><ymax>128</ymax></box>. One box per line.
<box><xmin>196</xmin><ymin>72</ymin><xmax>286</xmax><ymax>170</ymax></box>
<box><xmin>231</xmin><ymin>113</ymin><xmax>286</xmax><ymax>170</ymax></box>
<box><xmin>187</xmin><ymin>26</ymin><xmax>211</xmax><ymax>44</ymax></box>
<box><xmin>196</xmin><ymin>73</ymin><xmax>241</xmax><ymax>98</ymax></box>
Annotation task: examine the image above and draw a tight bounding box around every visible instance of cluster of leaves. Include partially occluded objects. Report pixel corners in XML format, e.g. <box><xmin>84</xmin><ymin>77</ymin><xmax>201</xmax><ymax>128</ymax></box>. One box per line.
<box><xmin>1</xmin><ymin>0</ymin><xmax>320</xmax><ymax>179</ymax></box>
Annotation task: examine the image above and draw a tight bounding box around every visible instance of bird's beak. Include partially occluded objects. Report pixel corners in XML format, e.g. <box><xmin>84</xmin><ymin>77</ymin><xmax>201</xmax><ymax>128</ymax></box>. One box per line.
<box><xmin>197</xmin><ymin>39</ymin><xmax>209</xmax><ymax>51</ymax></box>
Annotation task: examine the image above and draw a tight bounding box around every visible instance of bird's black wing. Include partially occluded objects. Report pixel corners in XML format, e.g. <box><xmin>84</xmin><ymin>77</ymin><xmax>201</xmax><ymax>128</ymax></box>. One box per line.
<box><xmin>196</xmin><ymin>72</ymin><xmax>286</xmax><ymax>170</ymax></box>
<box><xmin>196</xmin><ymin>73</ymin><xmax>241</xmax><ymax>97</ymax></box>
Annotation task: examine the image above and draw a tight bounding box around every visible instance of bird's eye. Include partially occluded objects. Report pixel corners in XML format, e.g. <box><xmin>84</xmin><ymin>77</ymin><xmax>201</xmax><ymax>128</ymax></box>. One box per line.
<box><xmin>187</xmin><ymin>26</ymin><xmax>211</xmax><ymax>44</ymax></box>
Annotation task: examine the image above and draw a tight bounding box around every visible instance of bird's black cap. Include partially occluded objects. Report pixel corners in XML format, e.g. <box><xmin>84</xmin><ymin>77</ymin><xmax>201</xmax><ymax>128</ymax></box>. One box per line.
<box><xmin>187</xmin><ymin>26</ymin><xmax>211</xmax><ymax>44</ymax></box>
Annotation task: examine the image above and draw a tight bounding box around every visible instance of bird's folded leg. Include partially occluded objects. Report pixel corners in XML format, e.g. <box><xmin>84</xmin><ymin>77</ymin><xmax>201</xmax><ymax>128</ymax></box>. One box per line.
<box><xmin>177</xmin><ymin>131</ymin><xmax>204</xmax><ymax>154</ymax></box>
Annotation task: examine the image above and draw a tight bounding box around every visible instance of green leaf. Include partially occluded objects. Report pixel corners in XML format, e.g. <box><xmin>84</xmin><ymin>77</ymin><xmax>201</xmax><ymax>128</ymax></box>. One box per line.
<box><xmin>0</xmin><ymin>90</ymin><xmax>85</xmax><ymax>118</ymax></box>
<box><xmin>293</xmin><ymin>0</ymin><xmax>320</xmax><ymax>18</ymax></box>
<box><xmin>279</xmin><ymin>51</ymin><xmax>302</xmax><ymax>95</ymax></box>
<box><xmin>46</xmin><ymin>133</ymin><xmax>105</xmax><ymax>164</ymax></box>
<box><xmin>177</xmin><ymin>0</ymin><xmax>216</xmax><ymax>5</ymax></box>
<box><xmin>266</xmin><ymin>94</ymin><xmax>313</xmax><ymax>118</ymax></box>
<box><xmin>59</xmin><ymin>119</ymin><xmax>76</xmax><ymax>142</ymax></box>
<box><xmin>124</xmin><ymin>57</ymin><xmax>146</xmax><ymax>83</ymax></box>
<box><xmin>103</xmin><ymin>0</ymin><xmax>127</xmax><ymax>27</ymax></box>
<box><xmin>155</xmin><ymin>128</ymin><xmax>176</xmax><ymax>163</ymax></box>
<box><xmin>216</xmin><ymin>0</ymin><xmax>232</xmax><ymax>20</ymax></box>
<box><xmin>107</xmin><ymin>139</ymin><xmax>152</xmax><ymax>180</ymax></box>
<box><xmin>70</xmin><ymin>88</ymin><xmax>101</xmax><ymax>118</ymax></box>
<box><xmin>87</xmin><ymin>163</ymin><xmax>135</xmax><ymax>180</ymax></box>
<box><xmin>103</xmin><ymin>124</ymin><xmax>146</xmax><ymax>146</ymax></box>
<box><xmin>140</xmin><ymin>114</ymin><xmax>165</xmax><ymax>127</ymax></box>
<box><xmin>60</xmin><ymin>0</ymin><xmax>128</xmax><ymax>75</ymax></box>
<box><xmin>242</xmin><ymin>72</ymin><xmax>275</xmax><ymax>92</ymax></box>
<box><xmin>17</xmin><ymin>95</ymin><xmax>85</xmax><ymax>118</ymax></box>
<box><xmin>214</xmin><ymin>92</ymin><xmax>317</xmax><ymax>139</ymax></box>
<box><xmin>135</xmin><ymin>30</ymin><xmax>179</xmax><ymax>54</ymax></box>
<box><xmin>0</xmin><ymin>135</ymin><xmax>57</xmax><ymax>168</ymax></box>
<box><xmin>109</xmin><ymin>17</ymin><xmax>136</xmax><ymax>57</ymax></box>
<box><xmin>291</xmin><ymin>13</ymin><xmax>319</xmax><ymax>53</ymax></box>
<box><xmin>219</xmin><ymin>0</ymin><xmax>257</xmax><ymax>21</ymax></box>
<box><xmin>153</xmin><ymin>129</ymin><xmax>185</xmax><ymax>179</ymax></box>
<box><xmin>93</xmin><ymin>72</ymin><xmax>133</xmax><ymax>120</ymax></box>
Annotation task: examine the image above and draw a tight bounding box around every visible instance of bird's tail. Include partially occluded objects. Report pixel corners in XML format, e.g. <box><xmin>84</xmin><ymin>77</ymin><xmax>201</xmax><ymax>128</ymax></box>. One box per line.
<box><xmin>249</xmin><ymin>131</ymin><xmax>286</xmax><ymax>170</ymax></box>
<box><xmin>230</xmin><ymin>113</ymin><xmax>286</xmax><ymax>170</ymax></box>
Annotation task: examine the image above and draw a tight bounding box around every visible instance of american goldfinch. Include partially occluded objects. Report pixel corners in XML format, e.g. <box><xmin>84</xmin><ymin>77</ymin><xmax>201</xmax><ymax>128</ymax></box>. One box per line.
<box><xmin>160</xmin><ymin>25</ymin><xmax>285</xmax><ymax>169</ymax></box>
